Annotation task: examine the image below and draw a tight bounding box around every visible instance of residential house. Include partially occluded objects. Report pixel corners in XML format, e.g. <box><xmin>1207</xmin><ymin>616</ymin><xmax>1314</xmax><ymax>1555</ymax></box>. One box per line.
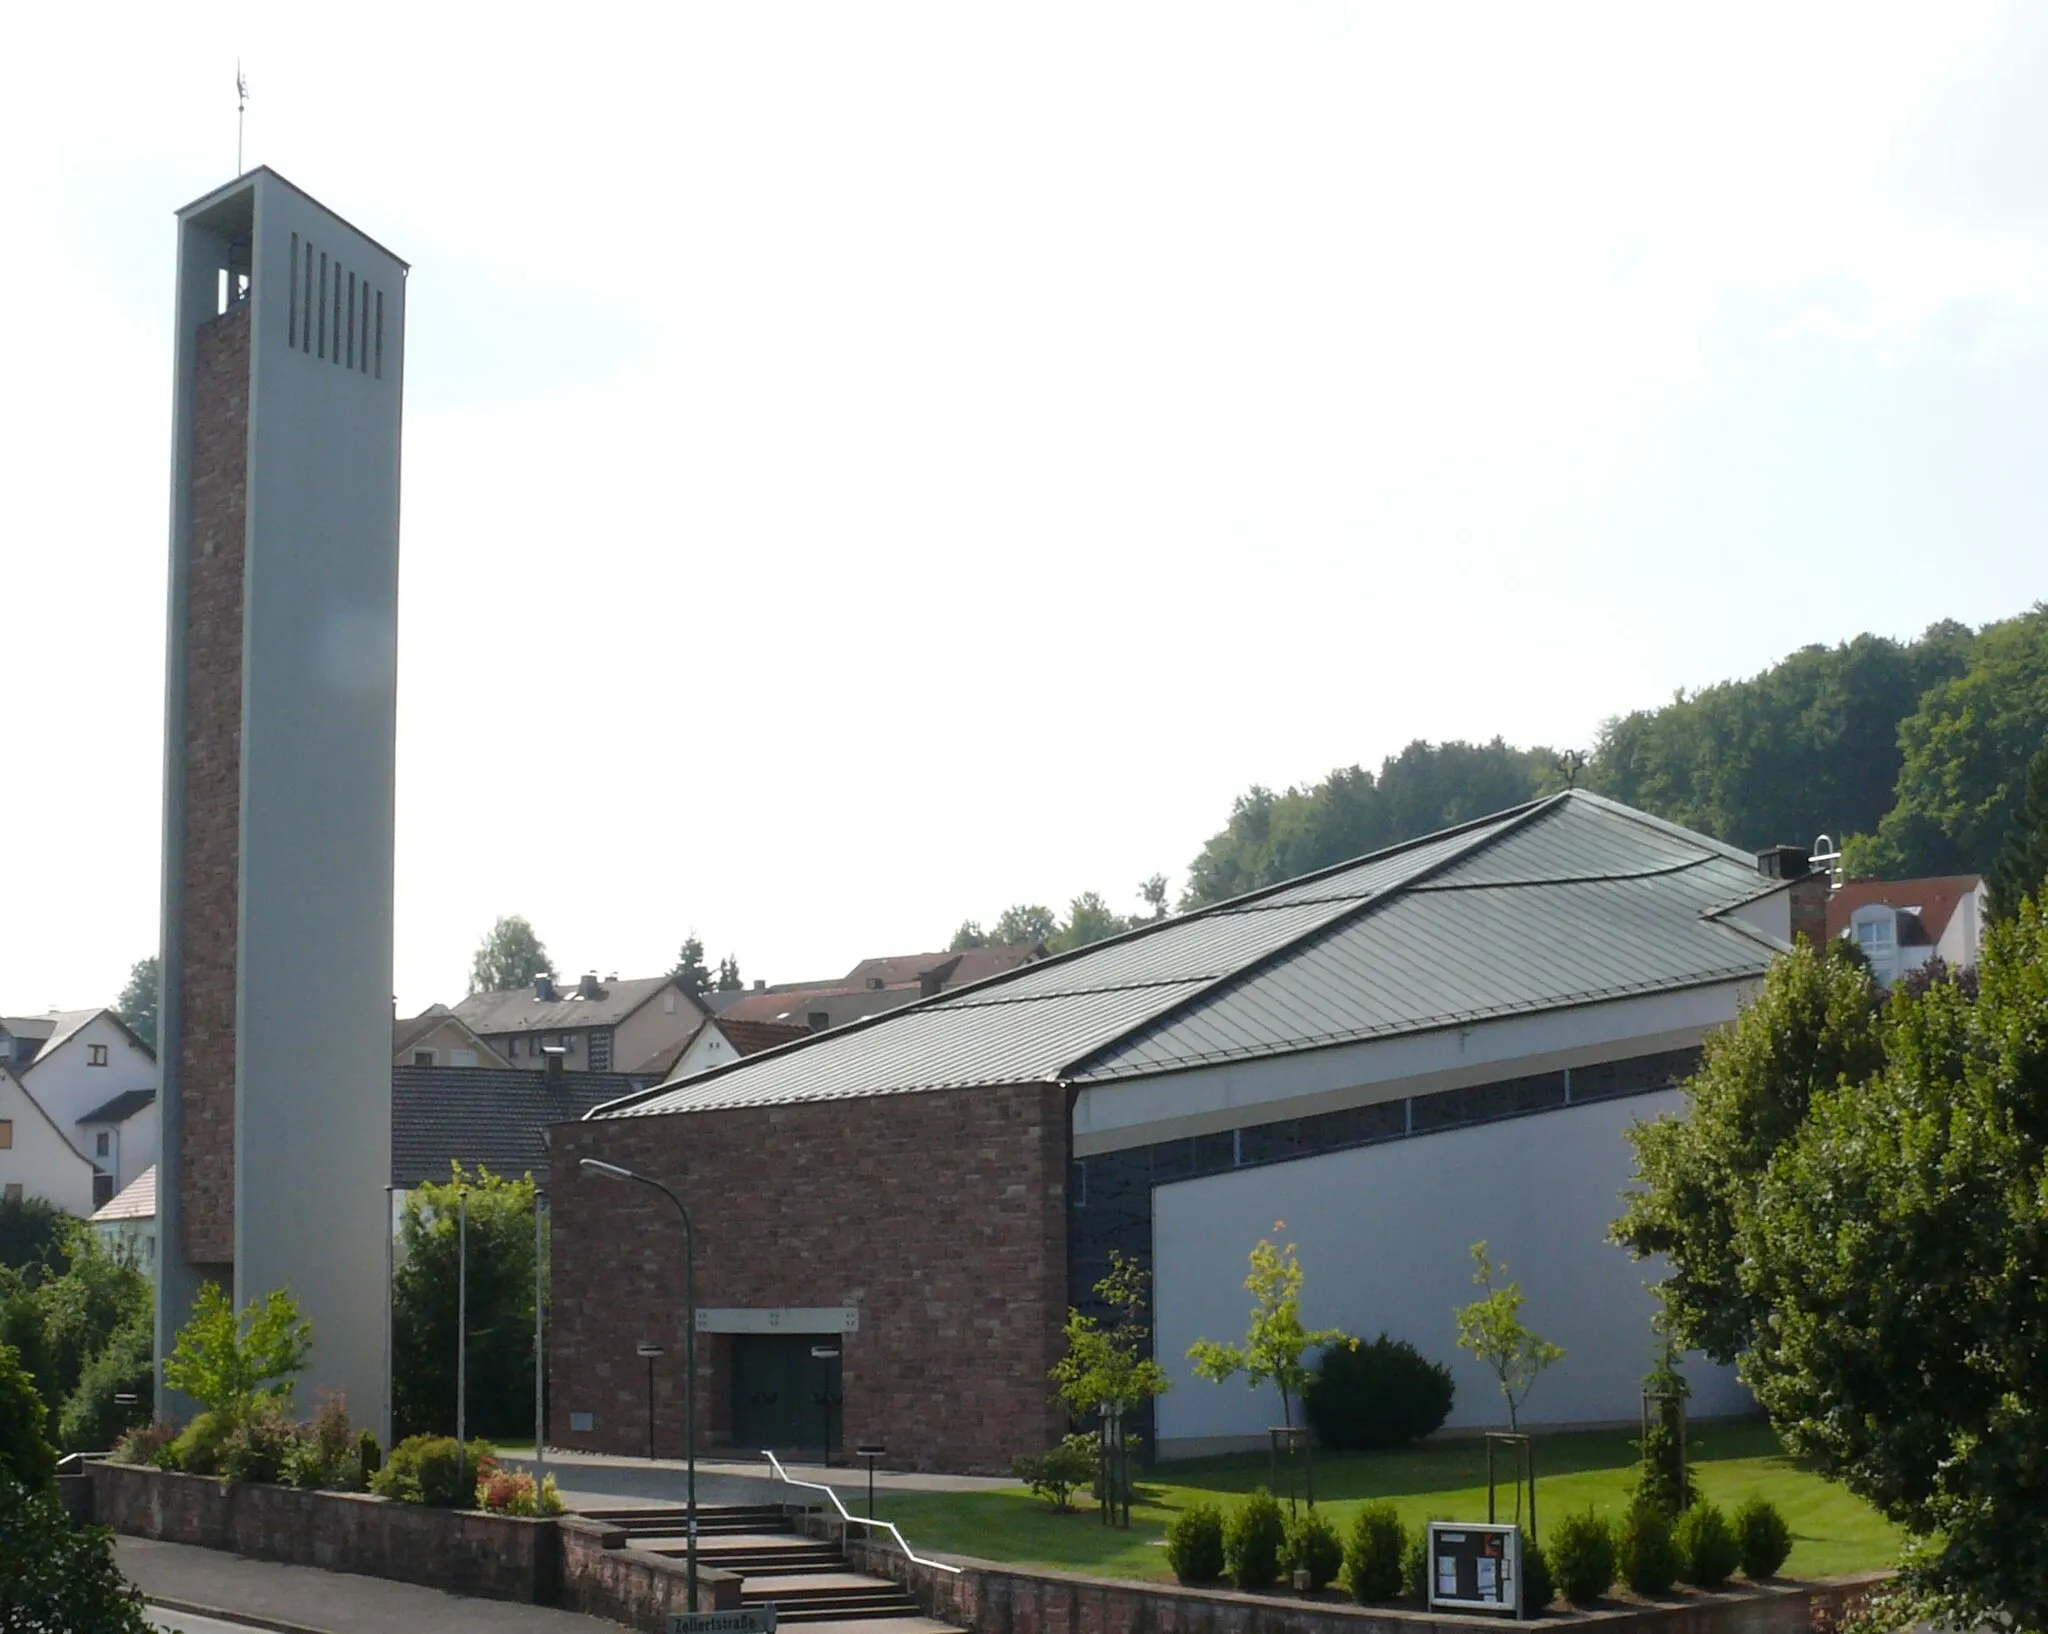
<box><xmin>633</xmin><ymin>1017</ymin><xmax>811</xmax><ymax>1080</ymax></box>
<box><xmin>0</xmin><ymin>1065</ymin><xmax>97</xmax><ymax>1215</ymax></box>
<box><xmin>1827</xmin><ymin>874</ymin><xmax>1987</xmax><ymax>987</ymax></box>
<box><xmin>75</xmin><ymin>1060</ymin><xmax>664</xmax><ymax>1272</ymax></box>
<box><xmin>14</xmin><ymin>1009</ymin><xmax>158</xmax><ymax>1208</ymax></box>
<box><xmin>0</xmin><ymin>1015</ymin><xmax>58</xmax><ymax>1071</ymax></box>
<box><xmin>91</xmin><ymin>1165</ymin><xmax>158</xmax><ymax>1271</ymax></box>
<box><xmin>453</xmin><ymin>973</ymin><xmax>710</xmax><ymax>1074</ymax></box>
<box><xmin>393</xmin><ymin>1005</ymin><xmax>510</xmax><ymax>1069</ymax></box>
<box><xmin>706</xmin><ymin>944</ymin><xmax>1044</xmax><ymax>1034</ymax></box>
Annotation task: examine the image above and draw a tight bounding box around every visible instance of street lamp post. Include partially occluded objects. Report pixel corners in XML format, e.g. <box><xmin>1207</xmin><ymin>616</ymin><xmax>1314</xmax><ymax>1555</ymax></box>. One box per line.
<box><xmin>581</xmin><ymin>1157</ymin><xmax>698</xmax><ymax>1611</ymax></box>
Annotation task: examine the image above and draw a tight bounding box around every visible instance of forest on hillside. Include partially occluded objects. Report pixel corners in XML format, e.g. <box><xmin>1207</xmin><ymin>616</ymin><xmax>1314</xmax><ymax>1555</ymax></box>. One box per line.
<box><xmin>953</xmin><ymin>603</ymin><xmax>2048</xmax><ymax>947</ymax></box>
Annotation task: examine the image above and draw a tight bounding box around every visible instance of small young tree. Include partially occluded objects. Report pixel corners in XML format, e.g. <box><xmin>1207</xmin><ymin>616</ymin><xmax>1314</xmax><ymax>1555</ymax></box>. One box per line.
<box><xmin>1454</xmin><ymin>1242</ymin><xmax>1563</xmax><ymax>1432</ymax></box>
<box><xmin>164</xmin><ymin>1283</ymin><xmax>312</xmax><ymax>1419</ymax></box>
<box><xmin>1188</xmin><ymin>1234</ymin><xmax>1347</xmax><ymax>1433</ymax></box>
<box><xmin>1053</xmin><ymin>1252</ymin><xmax>1172</xmax><ymax>1421</ymax></box>
<box><xmin>1052</xmin><ymin>1253</ymin><xmax>1171</xmax><ymax>1518</ymax></box>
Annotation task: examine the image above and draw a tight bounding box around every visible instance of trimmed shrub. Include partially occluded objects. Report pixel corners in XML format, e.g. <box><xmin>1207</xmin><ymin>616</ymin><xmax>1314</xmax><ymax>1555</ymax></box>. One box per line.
<box><xmin>476</xmin><ymin>1466</ymin><xmax>565</xmax><ymax>1516</ymax></box>
<box><xmin>1304</xmin><ymin>1333</ymin><xmax>1455</xmax><ymax>1450</ymax></box>
<box><xmin>1166</xmin><ymin>1500</ymin><xmax>1226</xmax><ymax>1584</ymax></box>
<box><xmin>112</xmin><ymin>1422</ymin><xmax>179</xmax><ymax>1470</ymax></box>
<box><xmin>357</xmin><ymin>1429</ymin><xmax>383</xmax><ymax>1478</ymax></box>
<box><xmin>1401</xmin><ymin>1519</ymin><xmax>1437</xmax><ymax>1600</ymax></box>
<box><xmin>1675</xmin><ymin>1501</ymin><xmax>1740</xmax><ymax>1590</ymax></box>
<box><xmin>1012</xmin><ymin>1433</ymin><xmax>1096</xmax><ymax>1512</ymax></box>
<box><xmin>1224</xmin><ymin>1488</ymin><xmax>1288</xmax><ymax>1592</ymax></box>
<box><xmin>1733</xmin><ymin>1495</ymin><xmax>1792</xmax><ymax>1580</ymax></box>
<box><xmin>218</xmin><ymin>1396</ymin><xmax>296</xmax><ymax>1484</ymax></box>
<box><xmin>1521</xmin><ymin>1532</ymin><xmax>1555</xmax><ymax>1616</ymax></box>
<box><xmin>1284</xmin><ymin>1506</ymin><xmax>1342</xmax><ymax>1591</ymax></box>
<box><xmin>371</xmin><ymin>1433</ymin><xmax>497</xmax><ymax>1507</ymax></box>
<box><xmin>1346</xmin><ymin>1500</ymin><xmax>1407</xmax><ymax>1602</ymax></box>
<box><xmin>1547</xmin><ymin>1509</ymin><xmax>1618</xmax><ymax>1604</ymax></box>
<box><xmin>1618</xmin><ymin>1501</ymin><xmax>1680</xmax><ymax>1596</ymax></box>
<box><xmin>167</xmin><ymin>1410</ymin><xmax>234</xmax><ymax>1476</ymax></box>
<box><xmin>282</xmin><ymin>1394</ymin><xmax>365</xmax><ymax>1492</ymax></box>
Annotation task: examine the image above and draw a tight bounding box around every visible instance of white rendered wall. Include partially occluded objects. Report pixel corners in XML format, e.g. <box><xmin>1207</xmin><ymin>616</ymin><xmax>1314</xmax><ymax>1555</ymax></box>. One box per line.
<box><xmin>1152</xmin><ymin>1090</ymin><xmax>1748</xmax><ymax>1451</ymax></box>
<box><xmin>233</xmin><ymin>173</ymin><xmax>402</xmax><ymax>1434</ymax></box>
<box><xmin>0</xmin><ymin>1072</ymin><xmax>97</xmax><ymax>1217</ymax></box>
<box><xmin>21</xmin><ymin>1015</ymin><xmax>159</xmax><ymax>1157</ymax></box>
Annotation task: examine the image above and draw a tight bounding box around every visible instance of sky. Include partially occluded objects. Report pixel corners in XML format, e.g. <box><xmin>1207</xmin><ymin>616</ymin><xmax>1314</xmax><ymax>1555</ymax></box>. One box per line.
<box><xmin>3</xmin><ymin>3</ymin><xmax>2045</xmax><ymax>1016</ymax></box>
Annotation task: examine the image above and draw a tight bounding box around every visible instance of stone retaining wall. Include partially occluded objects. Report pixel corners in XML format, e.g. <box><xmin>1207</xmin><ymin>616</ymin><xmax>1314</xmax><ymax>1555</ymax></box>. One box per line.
<box><xmin>88</xmin><ymin>1461</ymin><xmax>559</xmax><ymax>1604</ymax></box>
<box><xmin>558</xmin><ymin>1515</ymin><xmax>744</xmax><ymax>1628</ymax></box>
<box><xmin>813</xmin><ymin>1513</ymin><xmax>1887</xmax><ymax>1634</ymax></box>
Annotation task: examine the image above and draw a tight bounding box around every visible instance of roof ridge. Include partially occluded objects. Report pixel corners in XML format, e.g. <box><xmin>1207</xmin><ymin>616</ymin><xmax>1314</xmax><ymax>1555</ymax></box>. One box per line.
<box><xmin>1051</xmin><ymin>793</ymin><xmax>1565</xmax><ymax>1082</ymax></box>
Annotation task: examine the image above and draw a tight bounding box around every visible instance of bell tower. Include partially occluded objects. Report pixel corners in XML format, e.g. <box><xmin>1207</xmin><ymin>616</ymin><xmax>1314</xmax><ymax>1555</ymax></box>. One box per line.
<box><xmin>158</xmin><ymin>170</ymin><xmax>407</xmax><ymax>1431</ymax></box>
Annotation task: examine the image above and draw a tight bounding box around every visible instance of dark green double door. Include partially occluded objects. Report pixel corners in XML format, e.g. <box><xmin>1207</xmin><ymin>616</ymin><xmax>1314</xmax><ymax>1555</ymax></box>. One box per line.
<box><xmin>731</xmin><ymin>1334</ymin><xmax>842</xmax><ymax>1458</ymax></box>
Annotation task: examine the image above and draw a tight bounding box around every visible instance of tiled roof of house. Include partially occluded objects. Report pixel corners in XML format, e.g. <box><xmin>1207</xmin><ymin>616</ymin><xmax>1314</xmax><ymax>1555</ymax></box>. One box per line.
<box><xmin>630</xmin><ymin>1018</ymin><xmax>814</xmax><ymax>1078</ymax></box>
<box><xmin>452</xmin><ymin>975</ymin><xmax>705</xmax><ymax>1037</ymax></box>
<box><xmin>391</xmin><ymin>1066</ymin><xmax>657</xmax><ymax>1188</ymax></box>
<box><xmin>596</xmin><ymin>791</ymin><xmax>1786</xmax><ymax>1121</ymax></box>
<box><xmin>1825</xmin><ymin>875</ymin><xmax>1983</xmax><ymax>946</ymax></box>
<box><xmin>393</xmin><ymin>1007</ymin><xmax>453</xmax><ymax>1055</ymax></box>
<box><xmin>92</xmin><ymin>1165</ymin><xmax>157</xmax><ymax>1223</ymax></box>
<box><xmin>77</xmin><ymin>1088</ymin><xmax>157</xmax><ymax>1126</ymax></box>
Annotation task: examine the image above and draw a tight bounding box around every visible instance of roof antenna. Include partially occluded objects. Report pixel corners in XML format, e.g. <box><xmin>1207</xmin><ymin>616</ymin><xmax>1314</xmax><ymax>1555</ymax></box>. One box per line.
<box><xmin>236</xmin><ymin>60</ymin><xmax>249</xmax><ymax>174</ymax></box>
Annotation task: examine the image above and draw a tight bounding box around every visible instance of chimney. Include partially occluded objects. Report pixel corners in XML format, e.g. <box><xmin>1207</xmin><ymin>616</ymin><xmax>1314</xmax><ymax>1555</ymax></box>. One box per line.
<box><xmin>753</xmin><ymin>979</ymin><xmax>766</xmax><ymax>992</ymax></box>
<box><xmin>577</xmin><ymin>971</ymin><xmax>601</xmax><ymax>1000</ymax></box>
<box><xmin>534</xmin><ymin>974</ymin><xmax>557</xmax><ymax>1002</ymax></box>
<box><xmin>1755</xmin><ymin>845</ymin><xmax>1811</xmax><ymax>880</ymax></box>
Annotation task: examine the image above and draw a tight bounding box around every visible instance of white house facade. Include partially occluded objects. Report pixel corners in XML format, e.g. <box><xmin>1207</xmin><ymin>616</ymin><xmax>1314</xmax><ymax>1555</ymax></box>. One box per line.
<box><xmin>18</xmin><ymin>1009</ymin><xmax>159</xmax><ymax>1207</ymax></box>
<box><xmin>0</xmin><ymin>1065</ymin><xmax>98</xmax><ymax>1216</ymax></box>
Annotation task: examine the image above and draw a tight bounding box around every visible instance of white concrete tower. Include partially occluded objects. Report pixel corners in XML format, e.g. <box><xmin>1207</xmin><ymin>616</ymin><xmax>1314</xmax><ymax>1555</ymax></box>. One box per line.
<box><xmin>157</xmin><ymin>170</ymin><xmax>406</xmax><ymax>1433</ymax></box>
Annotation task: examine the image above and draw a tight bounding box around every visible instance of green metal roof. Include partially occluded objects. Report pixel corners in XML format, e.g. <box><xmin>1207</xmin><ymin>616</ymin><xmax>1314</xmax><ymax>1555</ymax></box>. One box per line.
<box><xmin>593</xmin><ymin>791</ymin><xmax>1783</xmax><ymax>1120</ymax></box>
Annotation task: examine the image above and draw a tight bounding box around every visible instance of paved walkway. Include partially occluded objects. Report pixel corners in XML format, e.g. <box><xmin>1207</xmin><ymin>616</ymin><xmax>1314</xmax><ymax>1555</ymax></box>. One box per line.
<box><xmin>511</xmin><ymin>1448</ymin><xmax>1012</xmax><ymax>1513</ymax></box>
<box><xmin>118</xmin><ymin>1537</ymin><xmax>626</xmax><ymax>1634</ymax></box>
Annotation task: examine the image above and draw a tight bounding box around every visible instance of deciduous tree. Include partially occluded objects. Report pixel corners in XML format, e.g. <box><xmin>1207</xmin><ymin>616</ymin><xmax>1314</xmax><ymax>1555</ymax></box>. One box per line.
<box><xmin>115</xmin><ymin>954</ymin><xmax>159</xmax><ymax>1051</ymax></box>
<box><xmin>1612</xmin><ymin>942</ymin><xmax>1886</xmax><ymax>1364</ymax></box>
<box><xmin>1189</xmin><ymin>1235</ymin><xmax>1346</xmax><ymax>1432</ymax></box>
<box><xmin>164</xmin><ymin>1283</ymin><xmax>312</xmax><ymax>1417</ymax></box>
<box><xmin>469</xmin><ymin>915</ymin><xmax>551</xmax><ymax>995</ymax></box>
<box><xmin>1453</xmin><ymin>1242</ymin><xmax>1563</xmax><ymax>1432</ymax></box>
<box><xmin>1990</xmin><ymin>741</ymin><xmax>2048</xmax><ymax>920</ymax></box>
<box><xmin>392</xmin><ymin>1165</ymin><xmax>541</xmax><ymax>1441</ymax></box>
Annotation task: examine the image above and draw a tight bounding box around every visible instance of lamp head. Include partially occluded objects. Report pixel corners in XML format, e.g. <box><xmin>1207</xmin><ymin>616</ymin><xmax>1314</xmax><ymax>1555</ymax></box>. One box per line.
<box><xmin>579</xmin><ymin>1157</ymin><xmax>636</xmax><ymax>1182</ymax></box>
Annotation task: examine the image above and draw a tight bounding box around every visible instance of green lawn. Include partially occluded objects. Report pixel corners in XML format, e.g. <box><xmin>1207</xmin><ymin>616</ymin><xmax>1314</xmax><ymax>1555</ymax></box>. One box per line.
<box><xmin>875</xmin><ymin>1422</ymin><xmax>1901</xmax><ymax>1585</ymax></box>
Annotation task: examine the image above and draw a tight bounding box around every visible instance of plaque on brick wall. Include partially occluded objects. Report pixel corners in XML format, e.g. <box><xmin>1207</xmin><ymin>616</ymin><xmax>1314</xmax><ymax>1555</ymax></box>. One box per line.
<box><xmin>694</xmin><ymin>1307</ymin><xmax>859</xmax><ymax>1334</ymax></box>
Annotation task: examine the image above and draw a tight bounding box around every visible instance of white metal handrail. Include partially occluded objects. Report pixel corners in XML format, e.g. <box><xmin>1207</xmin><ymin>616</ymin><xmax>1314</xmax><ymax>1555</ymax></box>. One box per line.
<box><xmin>761</xmin><ymin>1450</ymin><xmax>962</xmax><ymax>1575</ymax></box>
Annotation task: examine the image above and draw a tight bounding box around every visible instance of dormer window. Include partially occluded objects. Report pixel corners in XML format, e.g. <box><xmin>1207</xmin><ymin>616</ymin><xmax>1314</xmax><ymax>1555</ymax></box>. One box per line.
<box><xmin>1853</xmin><ymin>913</ymin><xmax>1895</xmax><ymax>954</ymax></box>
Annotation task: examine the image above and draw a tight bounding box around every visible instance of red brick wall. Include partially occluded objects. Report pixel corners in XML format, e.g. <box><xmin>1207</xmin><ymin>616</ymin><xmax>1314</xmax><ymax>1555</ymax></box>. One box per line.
<box><xmin>550</xmin><ymin>1082</ymin><xmax>1070</xmax><ymax>1475</ymax></box>
<box><xmin>177</xmin><ymin>302</ymin><xmax>249</xmax><ymax>1267</ymax></box>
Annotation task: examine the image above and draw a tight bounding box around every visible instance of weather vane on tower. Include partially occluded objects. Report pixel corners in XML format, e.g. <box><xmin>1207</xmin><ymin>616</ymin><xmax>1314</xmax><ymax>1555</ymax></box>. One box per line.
<box><xmin>237</xmin><ymin>61</ymin><xmax>250</xmax><ymax>174</ymax></box>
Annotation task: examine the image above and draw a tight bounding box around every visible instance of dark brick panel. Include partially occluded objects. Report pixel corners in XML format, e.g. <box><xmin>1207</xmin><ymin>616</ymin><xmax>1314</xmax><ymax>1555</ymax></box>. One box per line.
<box><xmin>550</xmin><ymin>1082</ymin><xmax>1070</xmax><ymax>1476</ymax></box>
<box><xmin>178</xmin><ymin>302</ymin><xmax>250</xmax><ymax>1267</ymax></box>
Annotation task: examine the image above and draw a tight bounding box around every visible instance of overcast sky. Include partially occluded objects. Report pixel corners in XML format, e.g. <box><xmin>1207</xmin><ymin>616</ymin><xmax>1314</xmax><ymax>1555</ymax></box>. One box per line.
<box><xmin>4</xmin><ymin>3</ymin><xmax>2045</xmax><ymax>1016</ymax></box>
